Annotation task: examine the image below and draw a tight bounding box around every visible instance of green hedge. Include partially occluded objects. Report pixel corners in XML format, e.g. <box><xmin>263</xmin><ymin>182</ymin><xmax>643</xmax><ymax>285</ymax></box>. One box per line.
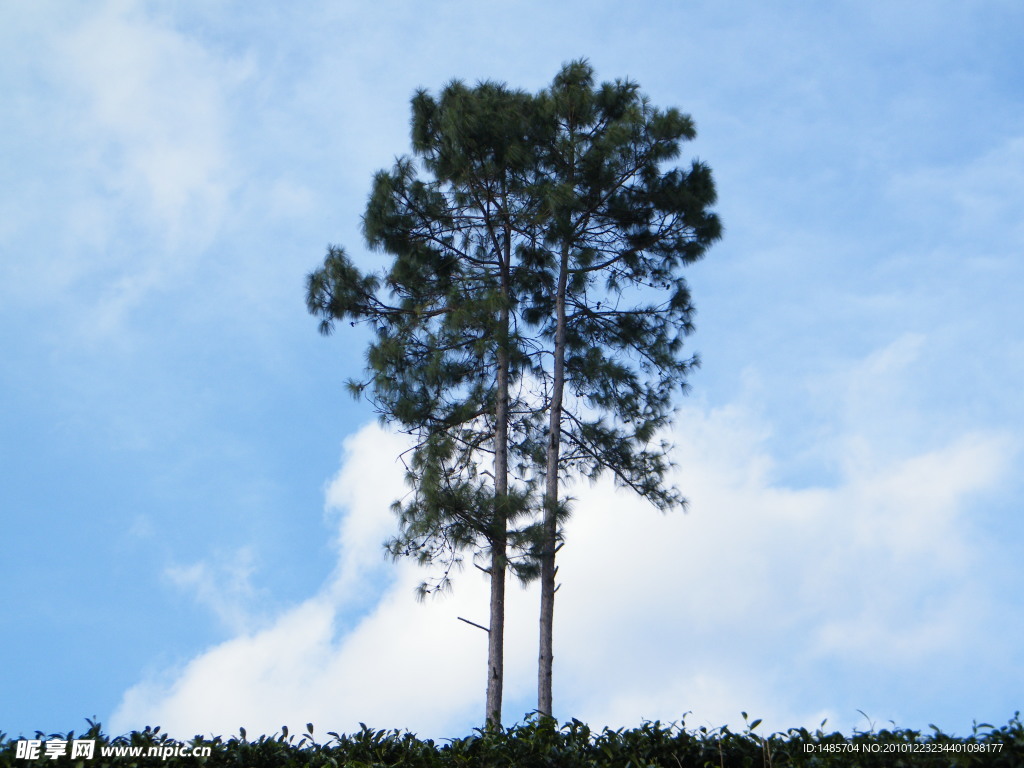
<box><xmin>3</xmin><ymin>713</ymin><xmax>1022</xmax><ymax>767</ymax></box>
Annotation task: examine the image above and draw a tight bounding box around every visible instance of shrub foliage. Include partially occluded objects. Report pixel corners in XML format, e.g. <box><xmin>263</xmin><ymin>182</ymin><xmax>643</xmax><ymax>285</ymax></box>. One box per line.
<box><xmin>3</xmin><ymin>713</ymin><xmax>1022</xmax><ymax>767</ymax></box>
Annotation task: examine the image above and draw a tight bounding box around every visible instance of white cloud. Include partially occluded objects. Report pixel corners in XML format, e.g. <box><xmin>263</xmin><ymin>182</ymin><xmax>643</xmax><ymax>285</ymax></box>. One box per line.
<box><xmin>55</xmin><ymin>1</ymin><xmax>247</xmax><ymax>244</ymax></box>
<box><xmin>320</xmin><ymin>426</ymin><xmax>411</xmax><ymax>600</ymax></box>
<box><xmin>888</xmin><ymin>134</ymin><xmax>1024</xmax><ymax>244</ymax></box>
<box><xmin>548</xmin><ymin>397</ymin><xmax>1015</xmax><ymax>733</ymax></box>
<box><xmin>165</xmin><ymin>547</ymin><xmax>267</xmax><ymax>635</ymax></box>
<box><xmin>0</xmin><ymin>2</ymin><xmax>255</xmax><ymax>340</ymax></box>
<box><xmin>110</xmin><ymin>341</ymin><xmax>1017</xmax><ymax>739</ymax></box>
<box><xmin>111</xmin><ymin>423</ymin><xmax>496</xmax><ymax>738</ymax></box>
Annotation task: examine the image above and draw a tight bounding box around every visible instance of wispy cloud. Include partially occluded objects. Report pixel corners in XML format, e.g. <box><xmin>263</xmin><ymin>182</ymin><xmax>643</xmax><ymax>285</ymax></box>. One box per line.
<box><xmin>165</xmin><ymin>547</ymin><xmax>268</xmax><ymax>636</ymax></box>
<box><xmin>55</xmin><ymin>1</ymin><xmax>247</xmax><ymax>243</ymax></box>
<box><xmin>1</xmin><ymin>1</ymin><xmax>253</xmax><ymax>344</ymax></box>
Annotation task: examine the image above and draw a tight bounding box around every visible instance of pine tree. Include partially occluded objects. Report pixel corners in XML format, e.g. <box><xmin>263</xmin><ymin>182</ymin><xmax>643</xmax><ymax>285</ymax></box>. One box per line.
<box><xmin>306</xmin><ymin>79</ymin><xmax>545</xmax><ymax>728</ymax></box>
<box><xmin>524</xmin><ymin>60</ymin><xmax>723</xmax><ymax>717</ymax></box>
<box><xmin>308</xmin><ymin>61</ymin><xmax>722</xmax><ymax>726</ymax></box>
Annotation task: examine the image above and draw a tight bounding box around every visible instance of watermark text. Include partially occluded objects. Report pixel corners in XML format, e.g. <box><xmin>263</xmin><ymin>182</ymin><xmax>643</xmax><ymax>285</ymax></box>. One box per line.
<box><xmin>15</xmin><ymin>739</ymin><xmax>212</xmax><ymax>761</ymax></box>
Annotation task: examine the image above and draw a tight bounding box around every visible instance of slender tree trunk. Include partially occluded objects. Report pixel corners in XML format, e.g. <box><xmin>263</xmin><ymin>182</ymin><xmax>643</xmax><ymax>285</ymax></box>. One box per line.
<box><xmin>485</xmin><ymin>230</ymin><xmax>513</xmax><ymax>729</ymax></box>
<box><xmin>538</xmin><ymin>243</ymin><xmax>569</xmax><ymax>718</ymax></box>
<box><xmin>486</xmin><ymin>330</ymin><xmax>508</xmax><ymax>728</ymax></box>
<box><xmin>485</xmin><ymin>517</ymin><xmax>506</xmax><ymax>728</ymax></box>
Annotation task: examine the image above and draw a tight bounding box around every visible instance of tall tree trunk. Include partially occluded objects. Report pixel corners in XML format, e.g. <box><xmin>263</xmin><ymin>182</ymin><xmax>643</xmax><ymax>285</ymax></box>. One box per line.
<box><xmin>486</xmin><ymin>328</ymin><xmax>508</xmax><ymax>728</ymax></box>
<box><xmin>538</xmin><ymin>243</ymin><xmax>569</xmax><ymax>718</ymax></box>
<box><xmin>486</xmin><ymin>231</ymin><xmax>513</xmax><ymax>729</ymax></box>
<box><xmin>485</xmin><ymin>520</ymin><xmax>506</xmax><ymax>727</ymax></box>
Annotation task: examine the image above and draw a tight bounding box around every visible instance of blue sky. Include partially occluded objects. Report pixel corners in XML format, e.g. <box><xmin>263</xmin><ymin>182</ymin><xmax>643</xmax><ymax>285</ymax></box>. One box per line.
<box><xmin>3</xmin><ymin>0</ymin><xmax>1022</xmax><ymax>742</ymax></box>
